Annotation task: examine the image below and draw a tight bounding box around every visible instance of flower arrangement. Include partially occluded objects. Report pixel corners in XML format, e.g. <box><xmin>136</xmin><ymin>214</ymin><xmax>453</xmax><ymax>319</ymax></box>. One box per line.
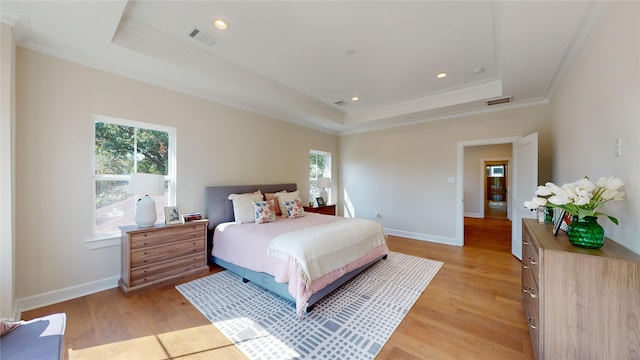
<box><xmin>524</xmin><ymin>176</ymin><xmax>625</xmax><ymax>225</ymax></box>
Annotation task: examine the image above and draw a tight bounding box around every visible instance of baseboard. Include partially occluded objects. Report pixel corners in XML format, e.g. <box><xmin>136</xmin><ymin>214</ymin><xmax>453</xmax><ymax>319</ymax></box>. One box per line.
<box><xmin>16</xmin><ymin>276</ymin><xmax>119</xmax><ymax>317</ymax></box>
<box><xmin>384</xmin><ymin>228</ymin><xmax>461</xmax><ymax>246</ymax></box>
<box><xmin>464</xmin><ymin>212</ymin><xmax>483</xmax><ymax>218</ymax></box>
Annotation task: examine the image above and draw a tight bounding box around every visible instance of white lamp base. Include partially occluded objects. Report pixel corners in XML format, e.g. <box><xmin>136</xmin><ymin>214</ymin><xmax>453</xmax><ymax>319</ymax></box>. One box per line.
<box><xmin>135</xmin><ymin>195</ymin><xmax>157</xmax><ymax>227</ymax></box>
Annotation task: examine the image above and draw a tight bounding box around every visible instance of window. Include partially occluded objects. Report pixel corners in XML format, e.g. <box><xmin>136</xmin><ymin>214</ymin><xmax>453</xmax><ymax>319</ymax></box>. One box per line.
<box><xmin>309</xmin><ymin>150</ymin><xmax>331</xmax><ymax>203</ymax></box>
<box><xmin>92</xmin><ymin>115</ymin><xmax>176</xmax><ymax>239</ymax></box>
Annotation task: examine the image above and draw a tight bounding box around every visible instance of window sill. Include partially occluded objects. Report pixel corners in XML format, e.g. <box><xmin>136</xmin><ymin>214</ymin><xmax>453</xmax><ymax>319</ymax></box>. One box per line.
<box><xmin>85</xmin><ymin>234</ymin><xmax>120</xmax><ymax>249</ymax></box>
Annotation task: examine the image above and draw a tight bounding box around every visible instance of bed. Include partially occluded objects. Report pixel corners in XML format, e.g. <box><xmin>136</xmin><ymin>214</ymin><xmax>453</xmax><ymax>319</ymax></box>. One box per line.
<box><xmin>205</xmin><ymin>184</ymin><xmax>389</xmax><ymax>316</ymax></box>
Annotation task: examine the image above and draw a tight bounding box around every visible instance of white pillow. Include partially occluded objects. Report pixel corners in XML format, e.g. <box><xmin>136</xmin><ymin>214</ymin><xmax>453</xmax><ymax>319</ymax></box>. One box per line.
<box><xmin>228</xmin><ymin>190</ymin><xmax>263</xmax><ymax>224</ymax></box>
<box><xmin>275</xmin><ymin>190</ymin><xmax>301</xmax><ymax>217</ymax></box>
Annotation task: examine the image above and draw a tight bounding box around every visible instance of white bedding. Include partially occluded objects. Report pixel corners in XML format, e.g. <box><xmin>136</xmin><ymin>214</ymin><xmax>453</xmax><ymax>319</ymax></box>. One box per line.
<box><xmin>268</xmin><ymin>218</ymin><xmax>387</xmax><ymax>290</ymax></box>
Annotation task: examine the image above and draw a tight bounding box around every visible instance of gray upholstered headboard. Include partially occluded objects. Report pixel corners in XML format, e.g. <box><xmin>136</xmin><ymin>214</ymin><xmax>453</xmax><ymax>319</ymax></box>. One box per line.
<box><xmin>204</xmin><ymin>183</ymin><xmax>297</xmax><ymax>231</ymax></box>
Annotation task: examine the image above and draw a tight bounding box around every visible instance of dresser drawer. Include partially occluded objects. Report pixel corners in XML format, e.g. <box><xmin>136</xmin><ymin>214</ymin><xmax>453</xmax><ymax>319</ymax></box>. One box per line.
<box><xmin>522</xmin><ymin>265</ymin><xmax>540</xmax><ymax>359</ymax></box>
<box><xmin>522</xmin><ymin>231</ymin><xmax>539</xmax><ymax>286</ymax></box>
<box><xmin>130</xmin><ymin>254</ymin><xmax>206</xmax><ymax>287</ymax></box>
<box><xmin>129</xmin><ymin>224</ymin><xmax>206</xmax><ymax>249</ymax></box>
<box><xmin>130</xmin><ymin>238</ymin><xmax>205</xmax><ymax>268</ymax></box>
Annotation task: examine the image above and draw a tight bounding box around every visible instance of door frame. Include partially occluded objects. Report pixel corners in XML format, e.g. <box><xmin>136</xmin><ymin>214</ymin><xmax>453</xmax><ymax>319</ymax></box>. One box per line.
<box><xmin>456</xmin><ymin>136</ymin><xmax>520</xmax><ymax>246</ymax></box>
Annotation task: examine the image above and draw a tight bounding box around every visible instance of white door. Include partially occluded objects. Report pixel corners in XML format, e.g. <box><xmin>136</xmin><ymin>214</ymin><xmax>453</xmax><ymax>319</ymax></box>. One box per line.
<box><xmin>512</xmin><ymin>133</ymin><xmax>538</xmax><ymax>259</ymax></box>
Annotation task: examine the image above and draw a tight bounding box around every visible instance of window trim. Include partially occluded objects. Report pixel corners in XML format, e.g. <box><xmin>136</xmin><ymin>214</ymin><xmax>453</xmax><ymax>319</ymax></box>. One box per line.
<box><xmin>88</xmin><ymin>115</ymin><xmax>176</xmax><ymax>248</ymax></box>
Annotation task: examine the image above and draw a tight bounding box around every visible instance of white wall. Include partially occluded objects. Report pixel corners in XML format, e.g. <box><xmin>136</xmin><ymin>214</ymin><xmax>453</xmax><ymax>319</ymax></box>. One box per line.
<box><xmin>463</xmin><ymin>144</ymin><xmax>512</xmax><ymax>217</ymax></box>
<box><xmin>14</xmin><ymin>48</ymin><xmax>338</xmax><ymax>310</ymax></box>
<box><xmin>1</xmin><ymin>23</ymin><xmax>17</xmax><ymax>319</ymax></box>
<box><xmin>550</xmin><ymin>2</ymin><xmax>640</xmax><ymax>254</ymax></box>
<box><xmin>339</xmin><ymin>105</ymin><xmax>552</xmax><ymax>244</ymax></box>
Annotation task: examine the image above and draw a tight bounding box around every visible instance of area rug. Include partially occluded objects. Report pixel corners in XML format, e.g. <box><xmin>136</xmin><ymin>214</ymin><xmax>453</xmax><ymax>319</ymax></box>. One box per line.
<box><xmin>176</xmin><ymin>251</ymin><xmax>443</xmax><ymax>360</ymax></box>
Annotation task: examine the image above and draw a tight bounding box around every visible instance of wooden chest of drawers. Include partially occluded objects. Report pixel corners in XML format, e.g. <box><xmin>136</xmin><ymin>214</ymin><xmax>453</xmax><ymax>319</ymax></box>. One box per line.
<box><xmin>522</xmin><ymin>219</ymin><xmax>640</xmax><ymax>359</ymax></box>
<box><xmin>303</xmin><ymin>204</ymin><xmax>336</xmax><ymax>216</ymax></box>
<box><xmin>119</xmin><ymin>220</ymin><xmax>209</xmax><ymax>295</ymax></box>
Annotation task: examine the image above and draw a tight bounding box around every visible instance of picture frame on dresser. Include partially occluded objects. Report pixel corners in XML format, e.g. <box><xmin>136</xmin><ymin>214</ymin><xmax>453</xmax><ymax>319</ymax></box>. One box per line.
<box><xmin>552</xmin><ymin>210</ymin><xmax>565</xmax><ymax>235</ymax></box>
<box><xmin>316</xmin><ymin>197</ymin><xmax>325</xmax><ymax>206</ymax></box>
<box><xmin>164</xmin><ymin>206</ymin><xmax>183</xmax><ymax>225</ymax></box>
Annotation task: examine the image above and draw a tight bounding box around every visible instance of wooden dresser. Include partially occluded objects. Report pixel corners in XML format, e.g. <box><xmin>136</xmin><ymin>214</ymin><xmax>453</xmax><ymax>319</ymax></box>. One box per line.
<box><xmin>303</xmin><ymin>204</ymin><xmax>336</xmax><ymax>216</ymax></box>
<box><xmin>119</xmin><ymin>220</ymin><xmax>209</xmax><ymax>295</ymax></box>
<box><xmin>522</xmin><ymin>219</ymin><xmax>640</xmax><ymax>359</ymax></box>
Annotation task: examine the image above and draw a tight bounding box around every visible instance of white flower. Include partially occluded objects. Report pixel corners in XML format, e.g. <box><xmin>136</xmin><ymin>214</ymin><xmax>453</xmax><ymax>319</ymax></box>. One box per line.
<box><xmin>548</xmin><ymin>194</ymin><xmax>571</xmax><ymax>206</ymax></box>
<box><xmin>597</xmin><ymin>177</ymin><xmax>624</xmax><ymax>191</ymax></box>
<box><xmin>601</xmin><ymin>189</ymin><xmax>617</xmax><ymax>201</ymax></box>
<box><xmin>575</xmin><ymin>178</ymin><xmax>597</xmax><ymax>192</ymax></box>
<box><xmin>613</xmin><ymin>191</ymin><xmax>626</xmax><ymax>201</ymax></box>
<box><xmin>562</xmin><ymin>183</ymin><xmax>578</xmax><ymax>199</ymax></box>
<box><xmin>573</xmin><ymin>195</ymin><xmax>590</xmax><ymax>206</ymax></box>
<box><xmin>524</xmin><ymin>196</ymin><xmax>547</xmax><ymax>210</ymax></box>
<box><xmin>535</xmin><ymin>186</ymin><xmax>552</xmax><ymax>196</ymax></box>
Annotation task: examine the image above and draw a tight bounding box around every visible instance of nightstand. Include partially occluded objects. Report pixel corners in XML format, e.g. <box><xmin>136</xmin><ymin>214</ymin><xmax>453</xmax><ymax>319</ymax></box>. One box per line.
<box><xmin>303</xmin><ymin>204</ymin><xmax>336</xmax><ymax>216</ymax></box>
<box><xmin>119</xmin><ymin>219</ymin><xmax>209</xmax><ymax>296</ymax></box>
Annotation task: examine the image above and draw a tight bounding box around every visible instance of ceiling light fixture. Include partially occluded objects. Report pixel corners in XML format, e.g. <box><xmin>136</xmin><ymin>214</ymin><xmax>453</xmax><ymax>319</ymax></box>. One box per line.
<box><xmin>436</xmin><ymin>72</ymin><xmax>448</xmax><ymax>79</ymax></box>
<box><xmin>351</xmin><ymin>96</ymin><xmax>360</xmax><ymax>102</ymax></box>
<box><xmin>213</xmin><ymin>19</ymin><xmax>228</xmax><ymax>30</ymax></box>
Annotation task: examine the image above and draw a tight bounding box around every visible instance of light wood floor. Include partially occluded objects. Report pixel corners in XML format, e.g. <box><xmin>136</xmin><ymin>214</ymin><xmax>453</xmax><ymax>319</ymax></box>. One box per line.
<box><xmin>23</xmin><ymin>217</ymin><xmax>533</xmax><ymax>359</ymax></box>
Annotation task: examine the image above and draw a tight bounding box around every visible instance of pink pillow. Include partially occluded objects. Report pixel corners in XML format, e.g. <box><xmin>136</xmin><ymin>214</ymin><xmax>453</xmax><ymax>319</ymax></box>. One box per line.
<box><xmin>265</xmin><ymin>193</ymin><xmax>282</xmax><ymax>216</ymax></box>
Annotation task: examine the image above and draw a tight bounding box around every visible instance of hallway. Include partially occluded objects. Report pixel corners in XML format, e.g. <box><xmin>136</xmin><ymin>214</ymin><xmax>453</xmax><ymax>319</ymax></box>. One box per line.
<box><xmin>464</xmin><ymin>216</ymin><xmax>512</xmax><ymax>253</ymax></box>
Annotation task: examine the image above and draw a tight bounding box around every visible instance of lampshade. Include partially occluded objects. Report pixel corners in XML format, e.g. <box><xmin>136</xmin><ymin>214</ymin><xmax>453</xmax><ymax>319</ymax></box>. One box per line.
<box><xmin>317</xmin><ymin>177</ymin><xmax>331</xmax><ymax>189</ymax></box>
<box><xmin>127</xmin><ymin>173</ymin><xmax>164</xmax><ymax>196</ymax></box>
<box><xmin>127</xmin><ymin>173</ymin><xmax>164</xmax><ymax>227</ymax></box>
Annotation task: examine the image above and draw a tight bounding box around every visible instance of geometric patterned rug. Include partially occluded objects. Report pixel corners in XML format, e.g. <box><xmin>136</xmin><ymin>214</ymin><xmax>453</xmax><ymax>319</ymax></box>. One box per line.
<box><xmin>177</xmin><ymin>252</ymin><xmax>443</xmax><ymax>360</ymax></box>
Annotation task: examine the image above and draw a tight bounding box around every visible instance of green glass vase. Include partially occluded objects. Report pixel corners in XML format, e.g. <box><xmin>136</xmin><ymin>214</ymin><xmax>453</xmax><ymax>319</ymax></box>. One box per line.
<box><xmin>567</xmin><ymin>216</ymin><xmax>605</xmax><ymax>249</ymax></box>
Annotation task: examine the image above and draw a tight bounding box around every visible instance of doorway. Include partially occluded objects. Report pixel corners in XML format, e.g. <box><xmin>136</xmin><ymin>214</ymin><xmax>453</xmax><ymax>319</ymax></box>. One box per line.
<box><xmin>484</xmin><ymin>161</ymin><xmax>508</xmax><ymax>219</ymax></box>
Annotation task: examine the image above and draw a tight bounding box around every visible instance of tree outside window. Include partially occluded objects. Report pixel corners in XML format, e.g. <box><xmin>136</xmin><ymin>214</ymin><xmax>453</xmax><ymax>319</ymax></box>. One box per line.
<box><xmin>310</xmin><ymin>150</ymin><xmax>331</xmax><ymax>204</ymax></box>
<box><xmin>93</xmin><ymin>115</ymin><xmax>175</xmax><ymax>237</ymax></box>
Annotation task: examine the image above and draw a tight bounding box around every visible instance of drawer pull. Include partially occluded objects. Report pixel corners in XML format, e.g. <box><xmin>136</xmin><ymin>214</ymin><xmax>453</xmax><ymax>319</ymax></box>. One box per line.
<box><xmin>522</xmin><ymin>263</ymin><xmax>529</xmax><ymax>269</ymax></box>
<box><xmin>522</xmin><ymin>285</ymin><xmax>529</xmax><ymax>294</ymax></box>
<box><xmin>528</xmin><ymin>257</ymin><xmax>537</xmax><ymax>265</ymax></box>
<box><xmin>528</xmin><ymin>317</ymin><xmax>538</xmax><ymax>330</ymax></box>
<box><xmin>528</xmin><ymin>288</ymin><xmax>537</xmax><ymax>298</ymax></box>
<box><xmin>523</xmin><ymin>240</ymin><xmax>529</xmax><ymax>245</ymax></box>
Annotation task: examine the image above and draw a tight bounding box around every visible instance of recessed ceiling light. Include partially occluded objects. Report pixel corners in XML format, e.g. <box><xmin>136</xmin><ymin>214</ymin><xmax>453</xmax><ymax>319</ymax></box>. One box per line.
<box><xmin>436</xmin><ymin>72</ymin><xmax>448</xmax><ymax>79</ymax></box>
<box><xmin>351</xmin><ymin>96</ymin><xmax>360</xmax><ymax>102</ymax></box>
<box><xmin>345</xmin><ymin>49</ymin><xmax>356</xmax><ymax>56</ymax></box>
<box><xmin>213</xmin><ymin>19</ymin><xmax>228</xmax><ymax>30</ymax></box>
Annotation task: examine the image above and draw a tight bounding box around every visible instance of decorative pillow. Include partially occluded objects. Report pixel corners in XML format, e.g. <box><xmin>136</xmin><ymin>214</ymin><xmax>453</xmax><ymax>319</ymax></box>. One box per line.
<box><xmin>276</xmin><ymin>190</ymin><xmax>301</xmax><ymax>217</ymax></box>
<box><xmin>264</xmin><ymin>192</ymin><xmax>283</xmax><ymax>216</ymax></box>
<box><xmin>228</xmin><ymin>190</ymin><xmax>263</xmax><ymax>224</ymax></box>
<box><xmin>284</xmin><ymin>198</ymin><xmax>305</xmax><ymax>219</ymax></box>
<box><xmin>253</xmin><ymin>200</ymin><xmax>276</xmax><ymax>224</ymax></box>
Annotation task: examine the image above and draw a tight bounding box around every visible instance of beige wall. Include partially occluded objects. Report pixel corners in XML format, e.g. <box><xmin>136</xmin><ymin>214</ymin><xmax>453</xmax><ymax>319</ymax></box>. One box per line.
<box><xmin>14</xmin><ymin>49</ymin><xmax>338</xmax><ymax>309</ymax></box>
<box><xmin>339</xmin><ymin>105</ymin><xmax>552</xmax><ymax>243</ymax></box>
<box><xmin>550</xmin><ymin>2</ymin><xmax>639</xmax><ymax>254</ymax></box>
<box><xmin>463</xmin><ymin>143</ymin><xmax>512</xmax><ymax>217</ymax></box>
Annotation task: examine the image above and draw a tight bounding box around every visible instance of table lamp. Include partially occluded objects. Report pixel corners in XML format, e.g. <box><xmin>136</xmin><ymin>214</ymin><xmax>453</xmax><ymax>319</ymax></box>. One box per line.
<box><xmin>127</xmin><ymin>173</ymin><xmax>164</xmax><ymax>227</ymax></box>
<box><xmin>317</xmin><ymin>177</ymin><xmax>331</xmax><ymax>205</ymax></box>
